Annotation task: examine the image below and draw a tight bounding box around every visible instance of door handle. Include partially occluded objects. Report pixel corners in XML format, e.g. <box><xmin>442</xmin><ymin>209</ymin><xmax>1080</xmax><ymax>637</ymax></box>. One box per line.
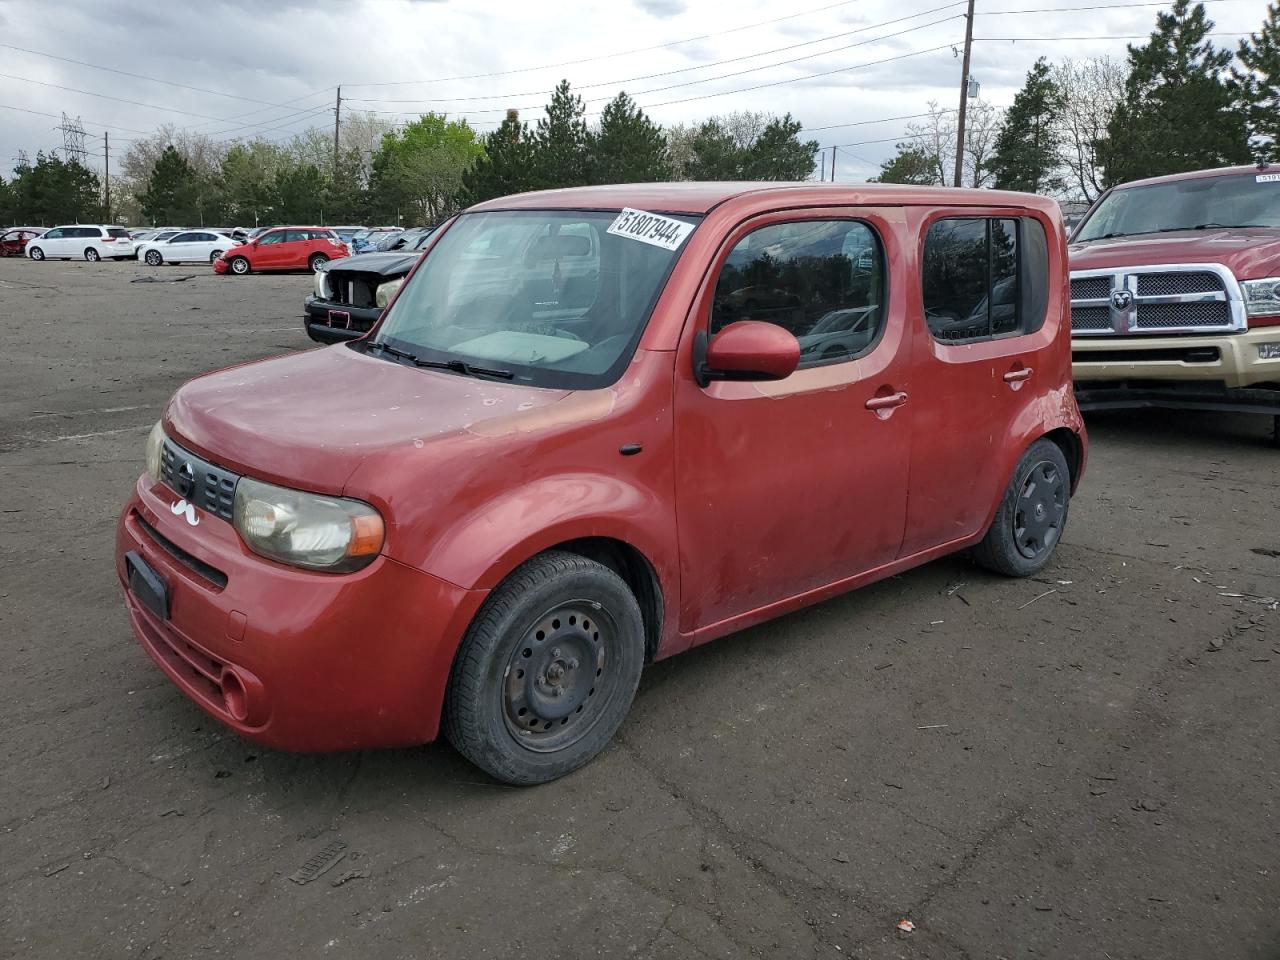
<box><xmin>865</xmin><ymin>391</ymin><xmax>909</xmax><ymax>411</ymax></box>
<box><xmin>1003</xmin><ymin>367</ymin><xmax>1034</xmax><ymax>383</ymax></box>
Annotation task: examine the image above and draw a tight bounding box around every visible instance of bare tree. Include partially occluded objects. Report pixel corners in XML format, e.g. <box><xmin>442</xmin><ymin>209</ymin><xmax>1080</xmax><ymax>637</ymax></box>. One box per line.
<box><xmin>1051</xmin><ymin>57</ymin><xmax>1127</xmax><ymax>202</ymax></box>
<box><xmin>893</xmin><ymin>100</ymin><xmax>1004</xmax><ymax>188</ymax></box>
<box><xmin>120</xmin><ymin>124</ymin><xmax>226</xmax><ymax>184</ymax></box>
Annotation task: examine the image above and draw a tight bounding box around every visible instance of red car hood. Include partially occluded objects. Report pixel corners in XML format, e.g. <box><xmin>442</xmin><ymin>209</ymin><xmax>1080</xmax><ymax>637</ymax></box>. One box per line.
<box><xmin>164</xmin><ymin>346</ymin><xmax>568</xmax><ymax>494</ymax></box>
<box><xmin>1070</xmin><ymin>228</ymin><xmax>1280</xmax><ymax>280</ymax></box>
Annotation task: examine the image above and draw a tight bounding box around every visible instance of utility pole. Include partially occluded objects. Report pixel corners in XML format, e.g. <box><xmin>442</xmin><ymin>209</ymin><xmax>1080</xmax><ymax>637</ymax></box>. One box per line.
<box><xmin>953</xmin><ymin>0</ymin><xmax>976</xmax><ymax>188</ymax></box>
<box><xmin>103</xmin><ymin>131</ymin><xmax>110</xmax><ymax>222</ymax></box>
<box><xmin>820</xmin><ymin>150</ymin><xmax>826</xmax><ymax>182</ymax></box>
<box><xmin>333</xmin><ymin>85</ymin><xmax>342</xmax><ymax>179</ymax></box>
<box><xmin>830</xmin><ymin>146</ymin><xmax>837</xmax><ymax>182</ymax></box>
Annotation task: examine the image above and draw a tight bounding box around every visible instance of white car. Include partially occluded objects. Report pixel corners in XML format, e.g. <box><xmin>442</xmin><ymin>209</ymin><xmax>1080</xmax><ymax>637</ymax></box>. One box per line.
<box><xmin>133</xmin><ymin>229</ymin><xmax>183</xmax><ymax>257</ymax></box>
<box><xmin>27</xmin><ymin>225</ymin><xmax>136</xmax><ymax>262</ymax></box>
<box><xmin>138</xmin><ymin>231</ymin><xmax>236</xmax><ymax>266</ymax></box>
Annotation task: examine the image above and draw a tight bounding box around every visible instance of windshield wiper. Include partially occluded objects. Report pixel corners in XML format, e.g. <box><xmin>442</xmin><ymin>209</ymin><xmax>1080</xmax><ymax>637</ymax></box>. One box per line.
<box><xmin>366</xmin><ymin>341</ymin><xmax>513</xmax><ymax>380</ymax></box>
<box><xmin>1191</xmin><ymin>222</ymin><xmax>1269</xmax><ymax>230</ymax></box>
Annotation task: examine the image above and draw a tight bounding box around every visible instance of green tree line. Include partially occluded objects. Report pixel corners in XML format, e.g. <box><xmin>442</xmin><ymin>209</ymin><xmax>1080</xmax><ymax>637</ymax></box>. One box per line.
<box><xmin>1</xmin><ymin>82</ymin><xmax>816</xmax><ymax>227</ymax></box>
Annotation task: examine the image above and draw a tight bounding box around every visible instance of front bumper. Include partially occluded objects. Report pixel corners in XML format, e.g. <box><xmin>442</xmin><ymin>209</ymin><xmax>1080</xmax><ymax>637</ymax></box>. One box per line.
<box><xmin>1072</xmin><ymin>327</ymin><xmax>1280</xmax><ymax>390</ymax></box>
<box><xmin>304</xmin><ymin>296</ymin><xmax>382</xmax><ymax>344</ymax></box>
<box><xmin>116</xmin><ymin>474</ymin><xmax>487</xmax><ymax>751</ymax></box>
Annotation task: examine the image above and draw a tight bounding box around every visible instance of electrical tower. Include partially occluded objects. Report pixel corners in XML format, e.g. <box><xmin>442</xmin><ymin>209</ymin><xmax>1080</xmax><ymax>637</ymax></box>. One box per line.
<box><xmin>59</xmin><ymin>113</ymin><xmax>89</xmax><ymax>165</ymax></box>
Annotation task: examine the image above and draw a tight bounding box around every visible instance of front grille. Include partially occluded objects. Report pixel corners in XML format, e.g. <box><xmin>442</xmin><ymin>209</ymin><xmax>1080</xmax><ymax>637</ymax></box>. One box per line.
<box><xmin>1073</xmin><ymin>346</ymin><xmax>1221</xmax><ymax>364</ymax></box>
<box><xmin>1136</xmin><ymin>271</ymin><xmax>1224</xmax><ymax>297</ymax></box>
<box><xmin>1071</xmin><ymin>276</ymin><xmax>1111</xmax><ymax>300</ymax></box>
<box><xmin>160</xmin><ymin>439</ymin><xmax>239</xmax><ymax>522</ymax></box>
<box><xmin>1069</xmin><ymin>264</ymin><xmax>1244</xmax><ymax>337</ymax></box>
<box><xmin>325</xmin><ymin>273</ymin><xmax>378</xmax><ymax>309</ymax></box>
<box><xmin>134</xmin><ymin>512</ymin><xmax>228</xmax><ymax>588</ymax></box>
<box><xmin>1071</xmin><ymin>306</ymin><xmax>1111</xmax><ymax>331</ymax></box>
<box><xmin>1134</xmin><ymin>301</ymin><xmax>1232</xmax><ymax>329</ymax></box>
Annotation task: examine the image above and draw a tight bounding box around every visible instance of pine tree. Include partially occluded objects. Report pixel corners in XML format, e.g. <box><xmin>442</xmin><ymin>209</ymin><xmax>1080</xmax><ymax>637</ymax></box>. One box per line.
<box><xmin>686</xmin><ymin>119</ymin><xmax>741</xmax><ymax>180</ymax></box>
<box><xmin>1234</xmin><ymin>1</ymin><xmax>1280</xmax><ymax>150</ymax></box>
<box><xmin>462</xmin><ymin>113</ymin><xmax>537</xmax><ymax>204</ymax></box>
<box><xmin>991</xmin><ymin>58</ymin><xmax>1064</xmax><ymax>193</ymax></box>
<box><xmin>139</xmin><ymin>145</ymin><xmax>202</xmax><ymax>224</ymax></box>
<box><xmin>9</xmin><ymin>152</ymin><xmax>101</xmax><ymax>224</ymax></box>
<box><xmin>739</xmin><ymin>114</ymin><xmax>818</xmax><ymax>180</ymax></box>
<box><xmin>589</xmin><ymin>92</ymin><xmax>669</xmax><ymax>184</ymax></box>
<box><xmin>1097</xmin><ymin>0</ymin><xmax>1250</xmax><ymax>186</ymax></box>
<box><xmin>530</xmin><ymin>80</ymin><xmax>591</xmax><ymax>189</ymax></box>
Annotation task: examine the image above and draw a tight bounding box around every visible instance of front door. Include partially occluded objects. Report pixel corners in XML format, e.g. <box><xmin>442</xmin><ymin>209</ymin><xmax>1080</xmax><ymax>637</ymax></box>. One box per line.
<box><xmin>252</xmin><ymin>230</ymin><xmax>289</xmax><ymax>269</ymax></box>
<box><xmin>675</xmin><ymin>208</ymin><xmax>914</xmax><ymax>635</ymax></box>
<box><xmin>40</xmin><ymin>228</ymin><xmax>68</xmax><ymax>256</ymax></box>
<box><xmin>900</xmin><ymin>208</ymin><xmax>1055</xmax><ymax>556</ymax></box>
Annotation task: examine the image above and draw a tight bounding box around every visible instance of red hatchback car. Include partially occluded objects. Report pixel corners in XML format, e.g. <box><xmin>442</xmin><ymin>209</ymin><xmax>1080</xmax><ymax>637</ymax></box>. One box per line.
<box><xmin>1</xmin><ymin>226</ymin><xmax>44</xmax><ymax>257</ymax></box>
<box><xmin>118</xmin><ymin>183</ymin><xmax>1086</xmax><ymax>784</ymax></box>
<box><xmin>213</xmin><ymin>225</ymin><xmax>347</xmax><ymax>274</ymax></box>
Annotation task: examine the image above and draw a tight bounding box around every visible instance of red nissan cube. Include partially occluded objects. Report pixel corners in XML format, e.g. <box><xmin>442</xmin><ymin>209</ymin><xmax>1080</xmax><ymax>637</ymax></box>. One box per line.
<box><xmin>117</xmin><ymin>183</ymin><xmax>1086</xmax><ymax>784</ymax></box>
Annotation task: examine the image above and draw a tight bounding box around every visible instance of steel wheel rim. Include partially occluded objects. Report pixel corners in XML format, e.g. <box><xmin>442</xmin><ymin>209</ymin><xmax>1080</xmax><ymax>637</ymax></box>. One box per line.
<box><xmin>146</xmin><ymin>251</ymin><xmax>161</xmax><ymax>265</ymax></box>
<box><xmin>231</xmin><ymin>258</ymin><xmax>247</xmax><ymax>274</ymax></box>
<box><xmin>86</xmin><ymin>250</ymin><xmax>99</xmax><ymax>261</ymax></box>
<box><xmin>1013</xmin><ymin>460</ymin><xmax>1065</xmax><ymax>559</ymax></box>
<box><xmin>502</xmin><ymin>602</ymin><xmax>616</xmax><ymax>753</ymax></box>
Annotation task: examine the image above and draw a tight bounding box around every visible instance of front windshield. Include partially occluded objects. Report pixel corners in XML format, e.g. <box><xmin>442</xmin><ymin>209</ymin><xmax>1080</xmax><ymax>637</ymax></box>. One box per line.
<box><xmin>373</xmin><ymin>209</ymin><xmax>700</xmax><ymax>389</ymax></box>
<box><xmin>1075</xmin><ymin>172</ymin><xmax>1280</xmax><ymax>242</ymax></box>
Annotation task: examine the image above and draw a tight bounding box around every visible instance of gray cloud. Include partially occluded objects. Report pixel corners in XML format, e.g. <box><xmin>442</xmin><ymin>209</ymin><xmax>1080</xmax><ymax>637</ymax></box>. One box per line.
<box><xmin>632</xmin><ymin>0</ymin><xmax>688</xmax><ymax>18</ymax></box>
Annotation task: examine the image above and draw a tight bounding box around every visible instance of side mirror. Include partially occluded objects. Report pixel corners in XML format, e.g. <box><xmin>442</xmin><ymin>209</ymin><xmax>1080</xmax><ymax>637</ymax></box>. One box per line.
<box><xmin>694</xmin><ymin>320</ymin><xmax>800</xmax><ymax>387</ymax></box>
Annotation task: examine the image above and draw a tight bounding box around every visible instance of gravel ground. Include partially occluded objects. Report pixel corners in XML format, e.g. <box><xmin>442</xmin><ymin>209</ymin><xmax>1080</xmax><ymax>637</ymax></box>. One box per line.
<box><xmin>2</xmin><ymin>256</ymin><xmax>1278</xmax><ymax>960</ymax></box>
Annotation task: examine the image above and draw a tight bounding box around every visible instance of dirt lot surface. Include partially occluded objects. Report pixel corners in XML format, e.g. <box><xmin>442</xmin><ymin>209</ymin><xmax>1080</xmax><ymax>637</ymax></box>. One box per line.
<box><xmin>2</xmin><ymin>256</ymin><xmax>1278</xmax><ymax>960</ymax></box>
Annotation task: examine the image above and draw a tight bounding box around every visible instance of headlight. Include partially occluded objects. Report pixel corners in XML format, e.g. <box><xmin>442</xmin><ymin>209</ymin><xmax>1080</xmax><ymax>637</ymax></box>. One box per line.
<box><xmin>232</xmin><ymin>477</ymin><xmax>384</xmax><ymax>573</ymax></box>
<box><xmin>145</xmin><ymin>421</ymin><xmax>165</xmax><ymax>482</ymax></box>
<box><xmin>375</xmin><ymin>277</ymin><xmax>404</xmax><ymax>309</ymax></box>
<box><xmin>1242</xmin><ymin>277</ymin><xmax>1280</xmax><ymax>318</ymax></box>
<box><xmin>313</xmin><ymin>268</ymin><xmax>331</xmax><ymax>300</ymax></box>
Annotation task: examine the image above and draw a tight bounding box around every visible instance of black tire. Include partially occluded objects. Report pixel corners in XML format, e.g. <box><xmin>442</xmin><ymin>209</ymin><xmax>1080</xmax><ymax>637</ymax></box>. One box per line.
<box><xmin>444</xmin><ymin>551</ymin><xmax>645</xmax><ymax>785</ymax></box>
<box><xmin>28</xmin><ymin>246</ymin><xmax>44</xmax><ymax>261</ymax></box>
<box><xmin>144</xmin><ymin>249</ymin><xmax>163</xmax><ymax>266</ymax></box>
<box><xmin>229</xmin><ymin>256</ymin><xmax>250</xmax><ymax>275</ymax></box>
<box><xmin>84</xmin><ymin>247</ymin><xmax>100</xmax><ymax>262</ymax></box>
<box><xmin>308</xmin><ymin>253</ymin><xmax>328</xmax><ymax>273</ymax></box>
<box><xmin>210</xmin><ymin>250</ymin><xmax>224</xmax><ymax>262</ymax></box>
<box><xmin>971</xmin><ymin>438</ymin><xmax>1070</xmax><ymax>578</ymax></box>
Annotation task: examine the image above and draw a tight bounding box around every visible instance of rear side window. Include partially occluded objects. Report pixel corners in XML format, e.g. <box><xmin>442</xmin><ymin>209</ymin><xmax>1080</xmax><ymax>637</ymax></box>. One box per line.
<box><xmin>285</xmin><ymin>230</ymin><xmax>308</xmax><ymax>243</ymax></box>
<box><xmin>107</xmin><ymin>228</ymin><xmax>130</xmax><ymax>239</ymax></box>
<box><xmin>711</xmin><ymin>219</ymin><xmax>886</xmax><ymax>367</ymax></box>
<box><xmin>922</xmin><ymin>217</ymin><xmax>1048</xmax><ymax>343</ymax></box>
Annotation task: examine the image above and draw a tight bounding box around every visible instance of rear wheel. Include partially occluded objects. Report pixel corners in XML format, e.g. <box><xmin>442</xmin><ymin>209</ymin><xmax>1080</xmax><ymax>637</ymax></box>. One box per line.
<box><xmin>228</xmin><ymin>256</ymin><xmax>250</xmax><ymax>275</ymax></box>
<box><xmin>971</xmin><ymin>438</ymin><xmax>1070</xmax><ymax>578</ymax></box>
<box><xmin>209</xmin><ymin>250</ymin><xmax>224</xmax><ymax>262</ymax></box>
<box><xmin>445</xmin><ymin>551</ymin><xmax>646</xmax><ymax>785</ymax></box>
<box><xmin>144</xmin><ymin>249</ymin><xmax>163</xmax><ymax>266</ymax></box>
<box><xmin>308</xmin><ymin>253</ymin><xmax>328</xmax><ymax>273</ymax></box>
<box><xmin>84</xmin><ymin>247</ymin><xmax>101</xmax><ymax>262</ymax></box>
<box><xmin>28</xmin><ymin>246</ymin><xmax>44</xmax><ymax>261</ymax></box>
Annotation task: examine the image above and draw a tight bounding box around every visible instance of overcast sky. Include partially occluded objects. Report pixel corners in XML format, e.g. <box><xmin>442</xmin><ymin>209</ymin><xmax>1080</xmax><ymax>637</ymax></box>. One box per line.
<box><xmin>0</xmin><ymin>0</ymin><xmax>1267</xmax><ymax>184</ymax></box>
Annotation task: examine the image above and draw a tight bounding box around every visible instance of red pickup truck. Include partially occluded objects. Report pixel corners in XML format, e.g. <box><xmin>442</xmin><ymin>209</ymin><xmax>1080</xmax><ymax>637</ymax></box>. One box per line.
<box><xmin>117</xmin><ymin>183</ymin><xmax>1085</xmax><ymax>784</ymax></box>
<box><xmin>1068</xmin><ymin>164</ymin><xmax>1280</xmax><ymax>444</ymax></box>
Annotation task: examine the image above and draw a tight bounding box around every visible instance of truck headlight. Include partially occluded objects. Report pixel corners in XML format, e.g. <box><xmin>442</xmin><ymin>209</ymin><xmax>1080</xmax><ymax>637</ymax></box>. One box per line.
<box><xmin>145</xmin><ymin>421</ymin><xmax>165</xmax><ymax>482</ymax></box>
<box><xmin>313</xmin><ymin>269</ymin><xmax>331</xmax><ymax>300</ymax></box>
<box><xmin>232</xmin><ymin>477</ymin><xmax>384</xmax><ymax>573</ymax></box>
<box><xmin>375</xmin><ymin>277</ymin><xmax>404</xmax><ymax>309</ymax></box>
<box><xmin>1242</xmin><ymin>277</ymin><xmax>1280</xmax><ymax>319</ymax></box>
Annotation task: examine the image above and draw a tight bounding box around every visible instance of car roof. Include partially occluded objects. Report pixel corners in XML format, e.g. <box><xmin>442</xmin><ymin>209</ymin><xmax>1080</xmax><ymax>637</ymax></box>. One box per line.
<box><xmin>1109</xmin><ymin>164</ymin><xmax>1271</xmax><ymax>191</ymax></box>
<box><xmin>467</xmin><ymin>181</ymin><xmax>1062</xmax><ymax>216</ymax></box>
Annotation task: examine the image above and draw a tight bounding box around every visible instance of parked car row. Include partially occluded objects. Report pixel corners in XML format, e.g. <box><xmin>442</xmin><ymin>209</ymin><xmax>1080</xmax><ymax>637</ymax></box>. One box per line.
<box><xmin>1</xmin><ymin>226</ymin><xmax>44</xmax><ymax>257</ymax></box>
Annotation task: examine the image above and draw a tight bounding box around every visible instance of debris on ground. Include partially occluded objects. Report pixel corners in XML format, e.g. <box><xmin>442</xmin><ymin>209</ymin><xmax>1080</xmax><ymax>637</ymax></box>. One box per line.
<box><xmin>330</xmin><ymin>869</ymin><xmax>370</xmax><ymax>888</ymax></box>
<box><xmin>833</xmin><ymin>853</ymin><xmax>850</xmax><ymax>863</ymax></box>
<box><xmin>1208</xmin><ymin>637</ymin><xmax>1225</xmax><ymax>651</ymax></box>
<box><xmin>896</xmin><ymin>919</ymin><xmax>915</xmax><ymax>933</ymax></box>
<box><xmin>130</xmin><ymin>275</ymin><xmax>200</xmax><ymax>283</ymax></box>
<box><xmin>289</xmin><ymin>840</ymin><xmax>348</xmax><ymax>884</ymax></box>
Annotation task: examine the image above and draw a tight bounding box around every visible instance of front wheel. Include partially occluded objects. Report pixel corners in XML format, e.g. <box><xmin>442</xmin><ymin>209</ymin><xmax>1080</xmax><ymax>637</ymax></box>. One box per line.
<box><xmin>228</xmin><ymin>256</ymin><xmax>250</xmax><ymax>275</ymax></box>
<box><xmin>444</xmin><ymin>551</ymin><xmax>646</xmax><ymax>785</ymax></box>
<box><xmin>84</xmin><ymin>247</ymin><xmax>101</xmax><ymax>262</ymax></box>
<box><xmin>28</xmin><ymin>246</ymin><xmax>44</xmax><ymax>261</ymax></box>
<box><xmin>144</xmin><ymin>249</ymin><xmax>163</xmax><ymax>266</ymax></box>
<box><xmin>971</xmin><ymin>438</ymin><xmax>1070</xmax><ymax>578</ymax></box>
<box><xmin>308</xmin><ymin>253</ymin><xmax>328</xmax><ymax>273</ymax></box>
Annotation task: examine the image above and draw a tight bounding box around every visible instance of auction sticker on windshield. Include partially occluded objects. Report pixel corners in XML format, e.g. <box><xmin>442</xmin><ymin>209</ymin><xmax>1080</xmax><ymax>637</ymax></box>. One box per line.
<box><xmin>607</xmin><ymin>208</ymin><xmax>695</xmax><ymax>251</ymax></box>
<box><xmin>1257</xmin><ymin>173</ymin><xmax>1280</xmax><ymax>183</ymax></box>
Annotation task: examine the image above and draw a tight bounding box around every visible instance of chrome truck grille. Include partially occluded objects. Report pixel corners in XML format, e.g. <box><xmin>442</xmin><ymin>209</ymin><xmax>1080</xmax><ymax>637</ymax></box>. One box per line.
<box><xmin>1069</xmin><ymin>263</ymin><xmax>1245</xmax><ymax>336</ymax></box>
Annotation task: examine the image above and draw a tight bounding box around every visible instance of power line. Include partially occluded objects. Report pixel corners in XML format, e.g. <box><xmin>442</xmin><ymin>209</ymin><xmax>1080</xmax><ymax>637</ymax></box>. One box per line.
<box><xmin>0</xmin><ymin>102</ymin><xmax>154</xmax><ymax>136</ymax></box>
<box><xmin>346</xmin><ymin>4</ymin><xmax>965</xmax><ymax>104</ymax></box>
<box><xmin>342</xmin><ymin>0</ymin><xmax>911</xmax><ymax>87</ymax></box>
<box><xmin>803</xmin><ymin>109</ymin><xmax>956</xmax><ymax>132</ymax></box>
<box><xmin>975</xmin><ymin>32</ymin><xmax>1249</xmax><ymax>40</ymax></box>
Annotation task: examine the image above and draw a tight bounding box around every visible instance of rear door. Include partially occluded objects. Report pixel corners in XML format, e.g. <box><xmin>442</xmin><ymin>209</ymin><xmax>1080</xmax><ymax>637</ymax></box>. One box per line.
<box><xmin>900</xmin><ymin>208</ymin><xmax>1054</xmax><ymax>556</ymax></box>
